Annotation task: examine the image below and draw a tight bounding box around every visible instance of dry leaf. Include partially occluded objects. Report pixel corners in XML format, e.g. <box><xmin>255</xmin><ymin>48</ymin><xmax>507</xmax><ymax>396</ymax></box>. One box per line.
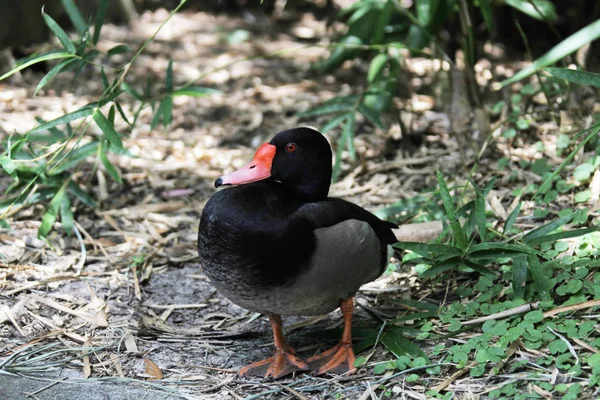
<box><xmin>144</xmin><ymin>358</ymin><xmax>163</xmax><ymax>380</ymax></box>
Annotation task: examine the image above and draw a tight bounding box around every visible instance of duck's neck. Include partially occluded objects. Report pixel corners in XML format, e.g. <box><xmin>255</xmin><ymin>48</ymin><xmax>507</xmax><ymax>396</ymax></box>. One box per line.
<box><xmin>281</xmin><ymin>179</ymin><xmax>329</xmax><ymax>202</ymax></box>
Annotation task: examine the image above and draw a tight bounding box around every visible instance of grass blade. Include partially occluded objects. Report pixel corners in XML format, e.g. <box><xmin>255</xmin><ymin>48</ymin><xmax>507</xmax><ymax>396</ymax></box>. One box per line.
<box><xmin>526</xmin><ymin>227</ymin><xmax>600</xmax><ymax>245</ymax></box>
<box><xmin>496</xmin><ymin>18</ymin><xmax>600</xmax><ymax>88</ymax></box>
<box><xmin>42</xmin><ymin>8</ymin><xmax>76</xmax><ymax>54</ymax></box>
<box><xmin>437</xmin><ymin>170</ymin><xmax>468</xmax><ymax>251</ymax></box>
<box><xmin>35</xmin><ymin>58</ymin><xmax>77</xmax><ymax>96</ymax></box>
<box><xmin>358</xmin><ymin>103</ymin><xmax>384</xmax><ymax>129</ymax></box>
<box><xmin>297</xmin><ymin>103</ymin><xmax>354</xmax><ymax>117</ymax></box>
<box><xmin>512</xmin><ymin>255</ymin><xmax>527</xmax><ymax>299</ymax></box>
<box><xmin>504</xmin><ymin>201</ymin><xmax>521</xmax><ymax>233</ymax></box>
<box><xmin>393</xmin><ymin>242</ymin><xmax>462</xmax><ymax>257</ymax></box>
<box><xmin>93</xmin><ymin>110</ymin><xmax>124</xmax><ymax>149</ymax></box>
<box><xmin>31</xmin><ymin>106</ymin><xmax>94</xmax><ymax>133</ymax></box>
<box><xmin>527</xmin><ymin>255</ymin><xmax>551</xmax><ymax>301</ymax></box>
<box><xmin>467</xmin><ymin>242</ymin><xmax>537</xmax><ymax>254</ymax></box>
<box><xmin>545</xmin><ymin>67</ymin><xmax>600</xmax><ymax>89</ymax></box>
<box><xmin>0</xmin><ymin>52</ymin><xmax>75</xmax><ymax>82</ymax></box>
<box><xmin>523</xmin><ymin>214</ymin><xmax>573</xmax><ymax>243</ymax></box>
<box><xmin>93</xmin><ymin>0</ymin><xmax>108</xmax><ymax>45</ymax></box>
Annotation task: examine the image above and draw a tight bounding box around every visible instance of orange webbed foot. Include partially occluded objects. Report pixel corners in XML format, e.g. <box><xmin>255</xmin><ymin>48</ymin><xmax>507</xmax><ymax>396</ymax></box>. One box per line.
<box><xmin>238</xmin><ymin>350</ymin><xmax>309</xmax><ymax>380</ymax></box>
<box><xmin>307</xmin><ymin>343</ymin><xmax>357</xmax><ymax>375</ymax></box>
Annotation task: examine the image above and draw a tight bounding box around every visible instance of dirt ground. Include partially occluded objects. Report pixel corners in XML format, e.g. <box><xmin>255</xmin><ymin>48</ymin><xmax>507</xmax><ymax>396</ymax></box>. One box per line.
<box><xmin>0</xmin><ymin>5</ymin><xmax>489</xmax><ymax>399</ymax></box>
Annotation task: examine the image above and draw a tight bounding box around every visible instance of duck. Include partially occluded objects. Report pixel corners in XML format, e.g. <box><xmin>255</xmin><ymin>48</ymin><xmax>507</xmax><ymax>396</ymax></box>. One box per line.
<box><xmin>198</xmin><ymin>127</ymin><xmax>398</xmax><ymax>379</ymax></box>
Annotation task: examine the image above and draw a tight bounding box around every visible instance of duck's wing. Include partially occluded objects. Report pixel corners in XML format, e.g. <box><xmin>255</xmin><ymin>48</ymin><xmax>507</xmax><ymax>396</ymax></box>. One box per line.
<box><xmin>292</xmin><ymin>198</ymin><xmax>398</xmax><ymax>245</ymax></box>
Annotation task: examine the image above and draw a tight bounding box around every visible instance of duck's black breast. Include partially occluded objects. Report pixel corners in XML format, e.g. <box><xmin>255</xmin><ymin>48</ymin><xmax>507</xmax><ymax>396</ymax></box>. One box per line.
<box><xmin>198</xmin><ymin>180</ymin><xmax>315</xmax><ymax>294</ymax></box>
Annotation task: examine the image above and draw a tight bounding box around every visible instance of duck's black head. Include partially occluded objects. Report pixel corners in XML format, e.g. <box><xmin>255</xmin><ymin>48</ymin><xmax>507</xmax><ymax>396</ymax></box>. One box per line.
<box><xmin>215</xmin><ymin>127</ymin><xmax>332</xmax><ymax>201</ymax></box>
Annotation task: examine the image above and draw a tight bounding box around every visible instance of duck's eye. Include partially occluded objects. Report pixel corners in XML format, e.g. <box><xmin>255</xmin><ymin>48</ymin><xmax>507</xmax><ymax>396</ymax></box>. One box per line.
<box><xmin>285</xmin><ymin>142</ymin><xmax>297</xmax><ymax>153</ymax></box>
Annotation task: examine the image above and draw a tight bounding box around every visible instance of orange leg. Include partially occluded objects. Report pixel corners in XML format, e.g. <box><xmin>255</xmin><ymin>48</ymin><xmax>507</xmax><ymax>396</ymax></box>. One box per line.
<box><xmin>238</xmin><ymin>314</ymin><xmax>309</xmax><ymax>379</ymax></box>
<box><xmin>307</xmin><ymin>297</ymin><xmax>357</xmax><ymax>375</ymax></box>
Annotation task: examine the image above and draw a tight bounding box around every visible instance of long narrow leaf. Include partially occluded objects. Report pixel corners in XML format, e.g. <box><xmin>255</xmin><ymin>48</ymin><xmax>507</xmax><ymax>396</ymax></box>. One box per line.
<box><xmin>42</xmin><ymin>9</ymin><xmax>76</xmax><ymax>54</ymax></box>
<box><xmin>67</xmin><ymin>181</ymin><xmax>97</xmax><ymax>208</ymax></box>
<box><xmin>93</xmin><ymin>0</ymin><xmax>108</xmax><ymax>45</ymax></box>
<box><xmin>504</xmin><ymin>201</ymin><xmax>522</xmax><ymax>233</ymax></box>
<box><xmin>467</xmin><ymin>242</ymin><xmax>537</xmax><ymax>254</ymax></box>
<box><xmin>93</xmin><ymin>111</ymin><xmax>124</xmax><ymax>149</ymax></box>
<box><xmin>523</xmin><ymin>214</ymin><xmax>573</xmax><ymax>243</ymax></box>
<box><xmin>50</xmin><ymin>142</ymin><xmax>99</xmax><ymax>174</ymax></box>
<box><xmin>171</xmin><ymin>86</ymin><xmax>221</xmax><ymax>97</ymax></box>
<box><xmin>496</xmin><ymin>19</ymin><xmax>600</xmax><ymax>88</ymax></box>
<box><xmin>437</xmin><ymin>171</ymin><xmax>467</xmax><ymax>250</ymax></box>
<box><xmin>99</xmin><ymin>142</ymin><xmax>122</xmax><ymax>183</ymax></box>
<box><xmin>166</xmin><ymin>59</ymin><xmax>173</xmax><ymax>92</ymax></box>
<box><xmin>31</xmin><ymin>106</ymin><xmax>94</xmax><ymax>133</ymax></box>
<box><xmin>479</xmin><ymin>0</ymin><xmax>493</xmax><ymax>31</ymax></box>
<box><xmin>526</xmin><ymin>227</ymin><xmax>600</xmax><ymax>245</ymax></box>
<box><xmin>0</xmin><ymin>53</ymin><xmax>75</xmax><ymax>82</ymax></box>
<box><xmin>528</xmin><ymin>255</ymin><xmax>551</xmax><ymax>301</ymax></box>
<box><xmin>393</xmin><ymin>242</ymin><xmax>462</xmax><ymax>257</ymax></box>
<box><xmin>38</xmin><ymin>186</ymin><xmax>67</xmax><ymax>238</ymax></box>
<box><xmin>344</xmin><ymin>113</ymin><xmax>356</xmax><ymax>161</ymax></box>
<box><xmin>545</xmin><ymin>67</ymin><xmax>600</xmax><ymax>89</ymax></box>
<box><xmin>60</xmin><ymin>0</ymin><xmax>87</xmax><ymax>34</ymax></box>
<box><xmin>35</xmin><ymin>58</ymin><xmax>77</xmax><ymax>96</ymax></box>
<box><xmin>381</xmin><ymin>331</ymin><xmax>429</xmax><ymax>360</ymax></box>
<box><xmin>512</xmin><ymin>255</ymin><xmax>527</xmax><ymax>299</ymax></box>
<box><xmin>321</xmin><ymin>113</ymin><xmax>350</xmax><ymax>134</ymax></box>
<box><xmin>60</xmin><ymin>195</ymin><xmax>74</xmax><ymax>234</ymax></box>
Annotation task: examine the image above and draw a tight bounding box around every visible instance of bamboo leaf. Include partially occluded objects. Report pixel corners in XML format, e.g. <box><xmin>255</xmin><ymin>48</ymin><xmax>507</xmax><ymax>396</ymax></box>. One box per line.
<box><xmin>358</xmin><ymin>103</ymin><xmax>384</xmax><ymax>129</ymax></box>
<box><xmin>171</xmin><ymin>86</ymin><xmax>221</xmax><ymax>97</ymax></box>
<box><xmin>93</xmin><ymin>0</ymin><xmax>108</xmax><ymax>45</ymax></box>
<box><xmin>107</xmin><ymin>44</ymin><xmax>130</xmax><ymax>56</ymax></box>
<box><xmin>50</xmin><ymin>142</ymin><xmax>99</xmax><ymax>174</ymax></box>
<box><xmin>166</xmin><ymin>59</ymin><xmax>173</xmax><ymax>93</ymax></box>
<box><xmin>478</xmin><ymin>0</ymin><xmax>494</xmax><ymax>31</ymax></box>
<box><xmin>42</xmin><ymin>8</ymin><xmax>76</xmax><ymax>54</ymax></box>
<box><xmin>67</xmin><ymin>181</ymin><xmax>97</xmax><ymax>208</ymax></box>
<box><xmin>545</xmin><ymin>67</ymin><xmax>600</xmax><ymax>89</ymax></box>
<box><xmin>38</xmin><ymin>186</ymin><xmax>67</xmax><ymax>238</ymax></box>
<box><xmin>34</xmin><ymin>58</ymin><xmax>76</xmax><ymax>96</ymax></box>
<box><xmin>60</xmin><ymin>0</ymin><xmax>87</xmax><ymax>34</ymax></box>
<box><xmin>0</xmin><ymin>52</ymin><xmax>76</xmax><ymax>82</ymax></box>
<box><xmin>60</xmin><ymin>195</ymin><xmax>74</xmax><ymax>234</ymax></box>
<box><xmin>31</xmin><ymin>106</ymin><xmax>94</xmax><ymax>133</ymax></box>
<box><xmin>162</xmin><ymin>96</ymin><xmax>173</xmax><ymax>127</ymax></box>
<box><xmin>496</xmin><ymin>19</ymin><xmax>600</xmax><ymax>88</ymax></box>
<box><xmin>93</xmin><ymin>111</ymin><xmax>124</xmax><ymax>149</ymax></box>
<box><xmin>100</xmin><ymin>142</ymin><xmax>122</xmax><ymax>183</ymax></box>
<box><xmin>368</xmin><ymin>53</ymin><xmax>388</xmax><ymax>83</ymax></box>
<box><xmin>297</xmin><ymin>103</ymin><xmax>354</xmax><ymax>117</ymax></box>
<box><xmin>503</xmin><ymin>0</ymin><xmax>557</xmax><ymax>21</ymax></box>
<box><xmin>321</xmin><ymin>113</ymin><xmax>349</xmax><ymax>134</ymax></box>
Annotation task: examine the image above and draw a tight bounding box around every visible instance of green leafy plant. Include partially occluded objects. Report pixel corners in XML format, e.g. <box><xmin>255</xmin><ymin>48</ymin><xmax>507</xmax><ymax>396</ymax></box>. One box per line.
<box><xmin>0</xmin><ymin>0</ymin><xmax>219</xmax><ymax>237</ymax></box>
